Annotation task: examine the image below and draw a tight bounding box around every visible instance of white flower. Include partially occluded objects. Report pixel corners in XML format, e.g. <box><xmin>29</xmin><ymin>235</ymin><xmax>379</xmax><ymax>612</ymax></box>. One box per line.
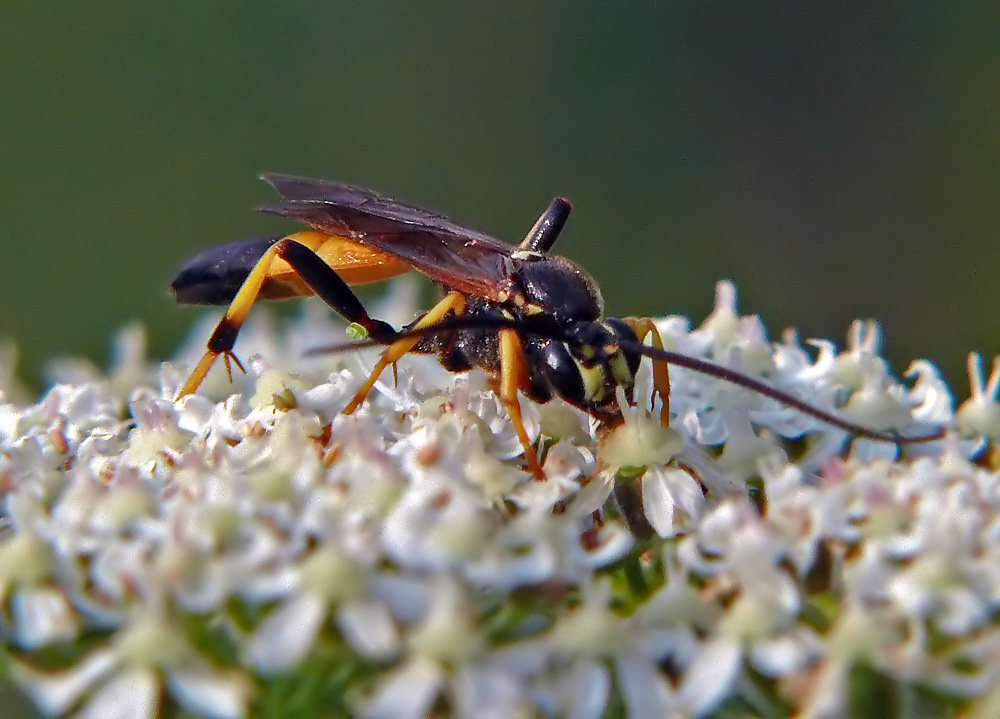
<box><xmin>246</xmin><ymin>543</ymin><xmax>402</xmax><ymax>672</ymax></box>
<box><xmin>15</xmin><ymin>609</ymin><xmax>249</xmax><ymax>719</ymax></box>
<box><xmin>5</xmin><ymin>277</ymin><xmax>1000</xmax><ymax>718</ymax></box>
<box><xmin>956</xmin><ymin>352</ymin><xmax>1000</xmax><ymax>443</ymax></box>
<box><xmin>523</xmin><ymin>578</ymin><xmax>742</xmax><ymax>719</ymax></box>
<box><xmin>362</xmin><ymin>579</ymin><xmax>530</xmax><ymax>719</ymax></box>
<box><xmin>0</xmin><ymin>493</ymin><xmax>81</xmax><ymax>649</ymax></box>
<box><xmin>635</xmin><ymin>465</ymin><xmax>706</xmax><ymax>539</ymax></box>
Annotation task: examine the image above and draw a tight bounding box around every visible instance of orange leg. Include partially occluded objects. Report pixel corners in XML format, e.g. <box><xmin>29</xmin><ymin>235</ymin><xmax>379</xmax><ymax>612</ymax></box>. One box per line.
<box><xmin>342</xmin><ymin>291</ymin><xmax>466</xmax><ymax>414</ymax></box>
<box><xmin>624</xmin><ymin>317</ymin><xmax>671</xmax><ymax>425</ymax></box>
<box><xmin>177</xmin><ymin>233</ymin><xmax>327</xmax><ymax>397</ymax></box>
<box><xmin>498</xmin><ymin>328</ymin><xmax>546</xmax><ymax>479</ymax></box>
<box><xmin>177</xmin><ymin>232</ymin><xmax>400</xmax><ymax>399</ymax></box>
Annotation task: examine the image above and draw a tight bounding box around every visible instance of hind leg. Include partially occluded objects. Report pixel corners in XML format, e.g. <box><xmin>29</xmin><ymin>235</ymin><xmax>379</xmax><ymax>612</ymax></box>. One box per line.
<box><xmin>177</xmin><ymin>234</ymin><xmax>399</xmax><ymax>397</ymax></box>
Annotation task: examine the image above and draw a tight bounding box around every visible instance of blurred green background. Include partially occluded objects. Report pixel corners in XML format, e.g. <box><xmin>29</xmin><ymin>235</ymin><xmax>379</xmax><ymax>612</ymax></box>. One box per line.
<box><xmin>1</xmin><ymin>2</ymin><xmax>997</xmax><ymax>394</ymax></box>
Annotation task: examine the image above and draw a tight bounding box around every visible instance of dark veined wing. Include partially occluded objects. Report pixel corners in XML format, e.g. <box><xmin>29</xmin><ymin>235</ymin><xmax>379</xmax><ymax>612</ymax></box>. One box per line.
<box><xmin>258</xmin><ymin>173</ymin><xmax>518</xmax><ymax>299</ymax></box>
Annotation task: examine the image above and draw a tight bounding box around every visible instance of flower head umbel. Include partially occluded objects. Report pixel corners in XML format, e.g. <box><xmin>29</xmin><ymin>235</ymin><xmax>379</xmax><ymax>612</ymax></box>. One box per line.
<box><xmin>1</xmin><ymin>281</ymin><xmax>997</xmax><ymax>717</ymax></box>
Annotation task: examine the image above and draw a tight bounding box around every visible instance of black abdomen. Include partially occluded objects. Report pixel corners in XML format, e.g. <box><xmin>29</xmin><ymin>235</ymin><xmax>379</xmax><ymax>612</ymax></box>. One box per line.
<box><xmin>170</xmin><ymin>236</ymin><xmax>282</xmax><ymax>306</ymax></box>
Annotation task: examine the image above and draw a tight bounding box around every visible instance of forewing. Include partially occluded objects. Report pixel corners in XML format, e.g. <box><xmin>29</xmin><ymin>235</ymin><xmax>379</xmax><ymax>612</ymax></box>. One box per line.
<box><xmin>259</xmin><ymin>173</ymin><xmax>516</xmax><ymax>299</ymax></box>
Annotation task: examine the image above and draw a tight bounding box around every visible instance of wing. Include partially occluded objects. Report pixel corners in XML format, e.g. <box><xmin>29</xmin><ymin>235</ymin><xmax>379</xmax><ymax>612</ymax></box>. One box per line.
<box><xmin>258</xmin><ymin>173</ymin><xmax>518</xmax><ymax>300</ymax></box>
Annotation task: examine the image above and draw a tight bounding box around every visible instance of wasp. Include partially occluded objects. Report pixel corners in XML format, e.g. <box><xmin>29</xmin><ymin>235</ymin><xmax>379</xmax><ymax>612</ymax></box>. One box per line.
<box><xmin>171</xmin><ymin>174</ymin><xmax>942</xmax><ymax>479</ymax></box>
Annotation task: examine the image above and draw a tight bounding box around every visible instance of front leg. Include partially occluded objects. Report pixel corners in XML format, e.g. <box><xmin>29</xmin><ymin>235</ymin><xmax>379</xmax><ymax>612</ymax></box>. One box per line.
<box><xmin>623</xmin><ymin>317</ymin><xmax>671</xmax><ymax>425</ymax></box>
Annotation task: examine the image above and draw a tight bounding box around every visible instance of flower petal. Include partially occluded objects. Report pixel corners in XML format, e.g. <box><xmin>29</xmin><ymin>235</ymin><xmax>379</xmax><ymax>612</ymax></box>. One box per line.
<box><xmin>337</xmin><ymin>600</ymin><xmax>402</xmax><ymax>661</ymax></box>
<box><xmin>15</xmin><ymin>647</ymin><xmax>118</xmax><ymax>716</ymax></box>
<box><xmin>167</xmin><ymin>666</ymin><xmax>251</xmax><ymax>719</ymax></box>
<box><xmin>11</xmin><ymin>585</ymin><xmax>78</xmax><ymax>649</ymax></box>
<box><xmin>676</xmin><ymin>638</ymin><xmax>742</xmax><ymax>716</ymax></box>
<box><xmin>73</xmin><ymin>668</ymin><xmax>159</xmax><ymax>719</ymax></box>
<box><xmin>363</xmin><ymin>657</ymin><xmax>443</xmax><ymax>719</ymax></box>
<box><xmin>246</xmin><ymin>593</ymin><xmax>327</xmax><ymax>674</ymax></box>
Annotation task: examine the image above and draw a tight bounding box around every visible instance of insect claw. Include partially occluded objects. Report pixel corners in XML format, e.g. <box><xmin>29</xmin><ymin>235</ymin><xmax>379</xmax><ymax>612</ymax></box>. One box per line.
<box><xmin>223</xmin><ymin>352</ymin><xmax>247</xmax><ymax>382</ymax></box>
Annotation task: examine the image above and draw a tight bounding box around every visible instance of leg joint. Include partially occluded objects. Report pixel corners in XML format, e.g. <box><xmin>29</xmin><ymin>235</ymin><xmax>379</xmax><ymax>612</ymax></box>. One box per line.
<box><xmin>208</xmin><ymin>319</ymin><xmax>240</xmax><ymax>353</ymax></box>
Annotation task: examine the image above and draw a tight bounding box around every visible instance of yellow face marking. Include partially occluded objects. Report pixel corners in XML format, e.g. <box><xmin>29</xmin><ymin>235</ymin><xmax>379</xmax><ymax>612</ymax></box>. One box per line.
<box><xmin>577</xmin><ymin>361</ymin><xmax>608</xmax><ymax>403</ymax></box>
<box><xmin>609</xmin><ymin>354</ymin><xmax>633</xmax><ymax>386</ymax></box>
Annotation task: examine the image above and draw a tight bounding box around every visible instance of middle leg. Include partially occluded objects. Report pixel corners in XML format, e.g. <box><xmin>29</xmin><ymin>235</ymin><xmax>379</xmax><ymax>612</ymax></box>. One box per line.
<box><xmin>498</xmin><ymin>328</ymin><xmax>546</xmax><ymax>479</ymax></box>
<box><xmin>342</xmin><ymin>291</ymin><xmax>467</xmax><ymax>415</ymax></box>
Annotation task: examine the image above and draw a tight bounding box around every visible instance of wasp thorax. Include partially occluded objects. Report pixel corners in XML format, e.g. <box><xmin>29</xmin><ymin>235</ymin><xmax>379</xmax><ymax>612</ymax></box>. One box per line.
<box><xmin>513</xmin><ymin>257</ymin><xmax>604</xmax><ymax>322</ymax></box>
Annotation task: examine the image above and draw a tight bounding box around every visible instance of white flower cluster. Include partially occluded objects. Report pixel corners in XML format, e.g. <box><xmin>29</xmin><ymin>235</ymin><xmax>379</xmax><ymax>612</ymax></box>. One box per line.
<box><xmin>1</xmin><ymin>279</ymin><xmax>999</xmax><ymax>718</ymax></box>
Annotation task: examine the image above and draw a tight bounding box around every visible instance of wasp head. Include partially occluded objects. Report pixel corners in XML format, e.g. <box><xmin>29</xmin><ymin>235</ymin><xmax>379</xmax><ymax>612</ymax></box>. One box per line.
<box><xmin>536</xmin><ymin>317</ymin><xmax>643</xmax><ymax>421</ymax></box>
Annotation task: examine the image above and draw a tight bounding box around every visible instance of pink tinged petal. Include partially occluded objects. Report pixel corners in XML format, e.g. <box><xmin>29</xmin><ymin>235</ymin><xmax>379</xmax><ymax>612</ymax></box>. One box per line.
<box><xmin>167</xmin><ymin>667</ymin><xmax>250</xmax><ymax>719</ymax></box>
<box><xmin>564</xmin><ymin>659</ymin><xmax>611</xmax><ymax>719</ymax></box>
<box><xmin>363</xmin><ymin>658</ymin><xmax>443</xmax><ymax>719</ymax></box>
<box><xmin>337</xmin><ymin>601</ymin><xmax>402</xmax><ymax>661</ymax></box>
<box><xmin>15</xmin><ymin>647</ymin><xmax>118</xmax><ymax>716</ymax></box>
<box><xmin>247</xmin><ymin>593</ymin><xmax>327</xmax><ymax>674</ymax></box>
<box><xmin>613</xmin><ymin>654</ymin><xmax>673</xmax><ymax>719</ymax></box>
<box><xmin>11</xmin><ymin>585</ymin><xmax>78</xmax><ymax>649</ymax></box>
<box><xmin>74</xmin><ymin>668</ymin><xmax>159</xmax><ymax>719</ymax></box>
<box><xmin>677</xmin><ymin>639</ymin><xmax>743</xmax><ymax>717</ymax></box>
